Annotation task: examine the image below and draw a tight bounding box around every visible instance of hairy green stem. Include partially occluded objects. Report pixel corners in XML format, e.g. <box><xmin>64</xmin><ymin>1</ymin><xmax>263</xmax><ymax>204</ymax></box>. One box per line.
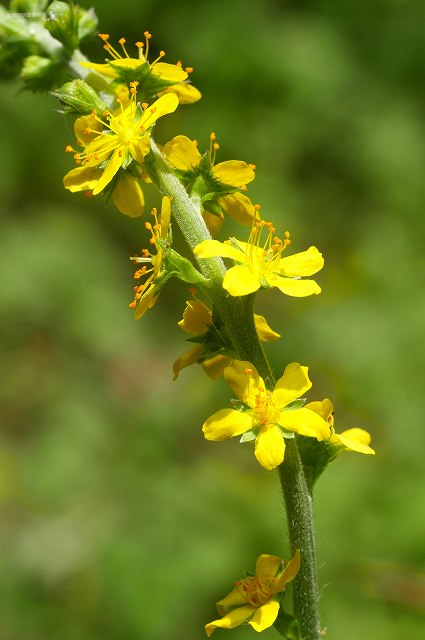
<box><xmin>279</xmin><ymin>441</ymin><xmax>321</xmax><ymax>639</ymax></box>
<box><xmin>144</xmin><ymin>140</ymin><xmax>320</xmax><ymax>638</ymax></box>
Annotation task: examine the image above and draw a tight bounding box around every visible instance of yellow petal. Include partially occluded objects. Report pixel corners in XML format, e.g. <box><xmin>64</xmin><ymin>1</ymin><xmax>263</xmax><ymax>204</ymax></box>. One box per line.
<box><xmin>255</xmin><ymin>555</ymin><xmax>282</xmax><ymax>578</ymax></box>
<box><xmin>224</xmin><ymin>360</ymin><xmax>263</xmax><ymax>407</ymax></box>
<box><xmin>74</xmin><ymin>114</ymin><xmax>102</xmax><ymax>146</ymax></box>
<box><xmin>63</xmin><ymin>166</ymin><xmax>102</xmax><ymax>192</ymax></box>
<box><xmin>129</xmin><ymin>133</ymin><xmax>151</xmax><ymax>163</ymax></box>
<box><xmin>253</xmin><ymin>314</ymin><xmax>281</xmax><ymax>342</ymax></box>
<box><xmin>202</xmin><ymin>210</ymin><xmax>224</xmax><ymax>237</ymax></box>
<box><xmin>82</xmin><ymin>133</ymin><xmax>120</xmax><ymax>167</ymax></box>
<box><xmin>110</xmin><ymin>58</ymin><xmax>145</xmax><ymax>71</ymax></box>
<box><xmin>216</xmin><ymin>587</ymin><xmax>247</xmax><ymax>615</ymax></box>
<box><xmin>160</xmin><ymin>196</ymin><xmax>171</xmax><ymax>237</ymax></box>
<box><xmin>159</xmin><ymin>82</ymin><xmax>202</xmax><ymax>104</ymax></box>
<box><xmin>219</xmin><ymin>192</ymin><xmax>258</xmax><ymax>226</ymax></box>
<box><xmin>277</xmin><ymin>408</ymin><xmax>330</xmax><ymax>441</ymax></box>
<box><xmin>248</xmin><ymin>600</ymin><xmax>280</xmax><ymax>632</ymax></box>
<box><xmin>335</xmin><ymin>428</ymin><xmax>375</xmax><ymax>454</ymax></box>
<box><xmin>194</xmin><ymin>239</ymin><xmax>245</xmax><ymax>262</ymax></box>
<box><xmin>140</xmin><ymin>93</ymin><xmax>179</xmax><ymax>130</ymax></box>
<box><xmin>92</xmin><ymin>147</ymin><xmax>123</xmax><ymax>195</ymax></box>
<box><xmin>223</xmin><ymin>265</ymin><xmax>261</xmax><ymax>296</ymax></box>
<box><xmin>80</xmin><ymin>61</ymin><xmax>118</xmax><ymax>78</ymax></box>
<box><xmin>305</xmin><ymin>399</ymin><xmax>334</xmax><ymax>424</ymax></box>
<box><xmin>278</xmin><ymin>246</ymin><xmax>324</xmax><ymax>277</ymax></box>
<box><xmin>254</xmin><ymin>425</ymin><xmax>285</xmax><ymax>470</ymax></box>
<box><xmin>163</xmin><ymin>135</ymin><xmax>202</xmax><ymax>170</ymax></box>
<box><xmin>134</xmin><ymin>284</ymin><xmax>157</xmax><ymax>319</ymax></box>
<box><xmin>272</xmin><ymin>363</ymin><xmax>312</xmax><ymax>409</ymax></box>
<box><xmin>272</xmin><ymin>549</ymin><xmax>301</xmax><ymax>594</ymax></box>
<box><xmin>212</xmin><ymin>161</ymin><xmax>255</xmax><ymax>187</ymax></box>
<box><xmin>178</xmin><ymin>300</ymin><xmax>211</xmax><ymax>335</ymax></box>
<box><xmin>267</xmin><ymin>274</ymin><xmax>321</xmax><ymax>297</ymax></box>
<box><xmin>203</xmin><ymin>408</ymin><xmax>253</xmax><ymax>441</ymax></box>
<box><xmin>173</xmin><ymin>344</ymin><xmax>205</xmax><ymax>380</ymax></box>
<box><xmin>151</xmin><ymin>61</ymin><xmax>188</xmax><ymax>82</ymax></box>
<box><xmin>205</xmin><ymin>605</ymin><xmax>254</xmax><ymax>637</ymax></box>
<box><xmin>112</xmin><ymin>173</ymin><xmax>144</xmax><ymax>217</ymax></box>
<box><xmin>202</xmin><ymin>355</ymin><xmax>231</xmax><ymax>381</ymax></box>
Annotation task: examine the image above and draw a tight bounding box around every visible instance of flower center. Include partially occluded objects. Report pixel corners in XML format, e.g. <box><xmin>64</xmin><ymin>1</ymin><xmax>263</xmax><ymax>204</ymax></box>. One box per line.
<box><xmin>236</xmin><ymin>575</ymin><xmax>275</xmax><ymax>608</ymax></box>
<box><xmin>246</xmin><ymin>220</ymin><xmax>291</xmax><ymax>277</ymax></box>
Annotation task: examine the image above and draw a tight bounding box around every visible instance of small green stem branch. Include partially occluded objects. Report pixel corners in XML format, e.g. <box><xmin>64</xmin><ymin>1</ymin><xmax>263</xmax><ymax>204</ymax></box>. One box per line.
<box><xmin>145</xmin><ymin>140</ymin><xmax>321</xmax><ymax>639</ymax></box>
<box><xmin>279</xmin><ymin>441</ymin><xmax>321</xmax><ymax>640</ymax></box>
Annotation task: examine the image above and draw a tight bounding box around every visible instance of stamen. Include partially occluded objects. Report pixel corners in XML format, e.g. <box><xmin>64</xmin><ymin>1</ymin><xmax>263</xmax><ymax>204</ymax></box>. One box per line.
<box><xmin>119</xmin><ymin>37</ymin><xmax>130</xmax><ymax>58</ymax></box>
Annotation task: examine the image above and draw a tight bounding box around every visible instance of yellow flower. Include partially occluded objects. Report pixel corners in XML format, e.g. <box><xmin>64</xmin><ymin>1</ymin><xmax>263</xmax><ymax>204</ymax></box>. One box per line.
<box><xmin>129</xmin><ymin>197</ymin><xmax>171</xmax><ymax>318</ymax></box>
<box><xmin>306</xmin><ymin>398</ymin><xmax>375</xmax><ymax>455</ymax></box>
<box><xmin>202</xmin><ymin>361</ymin><xmax>330</xmax><ymax>470</ymax></box>
<box><xmin>81</xmin><ymin>33</ymin><xmax>201</xmax><ymax>104</ymax></box>
<box><xmin>194</xmin><ymin>219</ymin><xmax>324</xmax><ymax>297</ymax></box>
<box><xmin>163</xmin><ymin>134</ymin><xmax>258</xmax><ymax>232</ymax></box>
<box><xmin>173</xmin><ymin>299</ymin><xmax>280</xmax><ymax>380</ymax></box>
<box><xmin>205</xmin><ymin>550</ymin><xmax>300</xmax><ymax>636</ymax></box>
<box><xmin>64</xmin><ymin>83</ymin><xmax>178</xmax><ymax>204</ymax></box>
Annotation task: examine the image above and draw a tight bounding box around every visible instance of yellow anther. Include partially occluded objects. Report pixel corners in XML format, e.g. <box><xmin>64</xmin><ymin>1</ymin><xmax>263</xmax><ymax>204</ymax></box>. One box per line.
<box><xmin>145</xmin><ymin>222</ymin><xmax>152</xmax><ymax>230</ymax></box>
<box><xmin>210</xmin><ymin>132</ymin><xmax>216</xmax><ymax>141</ymax></box>
<box><xmin>213</xmin><ymin>143</ymin><xmax>219</xmax><ymax>150</ymax></box>
<box><xmin>129</xmin><ymin>301</ymin><xmax>137</xmax><ymax>308</ymax></box>
<box><xmin>176</xmin><ymin>60</ymin><xmax>182</xmax><ymax>67</ymax></box>
<box><xmin>141</xmin><ymin>102</ymin><xmax>149</xmax><ymax>110</ymax></box>
<box><xmin>248</xmin><ymin>163</ymin><xmax>256</xmax><ymax>170</ymax></box>
<box><xmin>83</xmin><ymin>127</ymin><xmax>91</xmax><ymax>135</ymax></box>
<box><xmin>136</xmin><ymin>41</ymin><xmax>144</xmax><ymax>48</ymax></box>
<box><xmin>185</xmin><ymin>66</ymin><xmax>193</xmax><ymax>73</ymax></box>
<box><xmin>159</xmin><ymin>50</ymin><xmax>165</xmax><ymax>57</ymax></box>
<box><xmin>144</xmin><ymin>31</ymin><xmax>152</xmax><ymax>39</ymax></box>
<box><xmin>65</xmin><ymin>145</ymin><xmax>73</xmax><ymax>153</ymax></box>
<box><xmin>98</xmin><ymin>33</ymin><xmax>110</xmax><ymax>41</ymax></box>
<box><xmin>244</xmin><ymin>368</ymin><xmax>253</xmax><ymax>375</ymax></box>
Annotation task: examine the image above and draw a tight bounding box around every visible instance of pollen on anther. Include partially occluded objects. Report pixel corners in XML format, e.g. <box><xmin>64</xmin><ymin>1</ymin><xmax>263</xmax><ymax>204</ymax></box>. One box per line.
<box><xmin>210</xmin><ymin>132</ymin><xmax>216</xmax><ymax>141</ymax></box>
<box><xmin>98</xmin><ymin>33</ymin><xmax>110</xmax><ymax>41</ymax></box>
<box><xmin>248</xmin><ymin>163</ymin><xmax>256</xmax><ymax>170</ymax></box>
<box><xmin>185</xmin><ymin>66</ymin><xmax>193</xmax><ymax>73</ymax></box>
<box><xmin>244</xmin><ymin>368</ymin><xmax>253</xmax><ymax>375</ymax></box>
<box><xmin>65</xmin><ymin>145</ymin><xmax>73</xmax><ymax>153</ymax></box>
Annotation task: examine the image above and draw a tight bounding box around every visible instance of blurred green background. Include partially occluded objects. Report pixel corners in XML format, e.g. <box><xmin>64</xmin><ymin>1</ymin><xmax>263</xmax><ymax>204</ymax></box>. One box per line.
<box><xmin>1</xmin><ymin>0</ymin><xmax>425</xmax><ymax>638</ymax></box>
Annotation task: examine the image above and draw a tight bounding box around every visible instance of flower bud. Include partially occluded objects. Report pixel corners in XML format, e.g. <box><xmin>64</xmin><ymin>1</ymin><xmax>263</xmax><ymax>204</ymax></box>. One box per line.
<box><xmin>51</xmin><ymin>79</ymin><xmax>108</xmax><ymax>114</ymax></box>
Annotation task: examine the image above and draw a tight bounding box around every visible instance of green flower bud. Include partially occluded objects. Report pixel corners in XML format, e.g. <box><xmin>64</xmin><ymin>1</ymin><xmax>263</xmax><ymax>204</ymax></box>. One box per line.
<box><xmin>51</xmin><ymin>79</ymin><xmax>108</xmax><ymax>114</ymax></box>
<box><xmin>44</xmin><ymin>1</ymin><xmax>98</xmax><ymax>52</ymax></box>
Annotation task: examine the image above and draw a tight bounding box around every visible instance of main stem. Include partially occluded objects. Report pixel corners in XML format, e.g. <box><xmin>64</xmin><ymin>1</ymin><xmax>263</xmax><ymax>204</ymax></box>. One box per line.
<box><xmin>279</xmin><ymin>441</ymin><xmax>321</xmax><ymax>639</ymax></box>
<box><xmin>145</xmin><ymin>141</ymin><xmax>321</xmax><ymax>639</ymax></box>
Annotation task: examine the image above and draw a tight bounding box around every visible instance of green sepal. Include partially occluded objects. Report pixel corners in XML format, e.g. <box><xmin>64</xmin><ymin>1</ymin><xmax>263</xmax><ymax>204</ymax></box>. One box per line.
<box><xmin>231</xmin><ymin>400</ymin><xmax>250</xmax><ymax>413</ymax></box>
<box><xmin>240</xmin><ymin>427</ymin><xmax>259</xmax><ymax>443</ymax></box>
<box><xmin>296</xmin><ymin>434</ymin><xmax>341</xmax><ymax>493</ymax></box>
<box><xmin>161</xmin><ymin>247</ymin><xmax>210</xmax><ymax>287</ymax></box>
<box><xmin>284</xmin><ymin>398</ymin><xmax>307</xmax><ymax>411</ymax></box>
<box><xmin>273</xmin><ymin>610</ymin><xmax>302</xmax><ymax>640</ymax></box>
<box><xmin>50</xmin><ymin>79</ymin><xmax>108</xmax><ymax>114</ymax></box>
<box><xmin>44</xmin><ymin>2</ymin><xmax>98</xmax><ymax>52</ymax></box>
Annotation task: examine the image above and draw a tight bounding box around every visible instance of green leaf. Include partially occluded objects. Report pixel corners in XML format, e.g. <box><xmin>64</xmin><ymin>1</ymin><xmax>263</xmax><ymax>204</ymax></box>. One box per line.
<box><xmin>273</xmin><ymin>611</ymin><xmax>302</xmax><ymax>639</ymax></box>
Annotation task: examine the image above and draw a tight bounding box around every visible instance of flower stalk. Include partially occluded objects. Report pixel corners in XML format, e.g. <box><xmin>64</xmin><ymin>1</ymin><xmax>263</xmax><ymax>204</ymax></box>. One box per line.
<box><xmin>144</xmin><ymin>138</ymin><xmax>322</xmax><ymax>638</ymax></box>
